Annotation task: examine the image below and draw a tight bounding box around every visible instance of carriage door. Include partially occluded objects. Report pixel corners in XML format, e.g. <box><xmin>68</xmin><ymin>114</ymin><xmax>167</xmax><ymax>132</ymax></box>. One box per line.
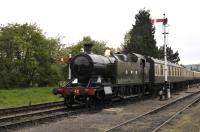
<box><xmin>140</xmin><ymin>59</ymin><xmax>145</xmax><ymax>83</ymax></box>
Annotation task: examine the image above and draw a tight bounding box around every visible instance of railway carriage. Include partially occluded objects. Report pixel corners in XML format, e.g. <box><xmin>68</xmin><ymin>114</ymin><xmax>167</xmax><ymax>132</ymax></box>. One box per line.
<box><xmin>147</xmin><ymin>57</ymin><xmax>198</xmax><ymax>90</ymax></box>
<box><xmin>149</xmin><ymin>58</ymin><xmax>188</xmax><ymax>84</ymax></box>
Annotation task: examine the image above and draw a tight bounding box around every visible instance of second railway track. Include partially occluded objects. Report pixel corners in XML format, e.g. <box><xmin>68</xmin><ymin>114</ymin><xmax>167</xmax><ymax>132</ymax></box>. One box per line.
<box><xmin>105</xmin><ymin>90</ymin><xmax>200</xmax><ymax>132</ymax></box>
<box><xmin>0</xmin><ymin>101</ymin><xmax>84</xmax><ymax>131</ymax></box>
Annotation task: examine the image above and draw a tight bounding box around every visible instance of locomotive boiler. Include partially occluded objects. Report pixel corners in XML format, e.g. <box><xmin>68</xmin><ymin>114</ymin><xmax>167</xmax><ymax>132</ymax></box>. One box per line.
<box><xmin>70</xmin><ymin>44</ymin><xmax>115</xmax><ymax>84</ymax></box>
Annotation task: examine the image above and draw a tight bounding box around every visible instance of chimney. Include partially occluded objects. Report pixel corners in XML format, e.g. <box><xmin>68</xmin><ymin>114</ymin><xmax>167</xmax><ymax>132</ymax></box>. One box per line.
<box><xmin>83</xmin><ymin>42</ymin><xmax>93</xmax><ymax>54</ymax></box>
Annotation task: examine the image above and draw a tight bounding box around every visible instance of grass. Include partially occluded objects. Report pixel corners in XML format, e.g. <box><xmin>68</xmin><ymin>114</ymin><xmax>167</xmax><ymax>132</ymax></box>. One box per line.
<box><xmin>161</xmin><ymin>103</ymin><xmax>200</xmax><ymax>132</ymax></box>
<box><xmin>0</xmin><ymin>87</ymin><xmax>62</xmax><ymax>109</ymax></box>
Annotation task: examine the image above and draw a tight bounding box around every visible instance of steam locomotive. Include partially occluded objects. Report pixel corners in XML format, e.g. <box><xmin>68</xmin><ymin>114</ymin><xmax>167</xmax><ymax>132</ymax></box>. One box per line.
<box><xmin>53</xmin><ymin>43</ymin><xmax>200</xmax><ymax>107</ymax></box>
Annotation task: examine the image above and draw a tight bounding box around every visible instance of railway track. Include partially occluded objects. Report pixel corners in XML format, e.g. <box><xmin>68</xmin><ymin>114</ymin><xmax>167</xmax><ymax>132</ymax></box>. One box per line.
<box><xmin>0</xmin><ymin>101</ymin><xmax>64</xmax><ymax>117</ymax></box>
<box><xmin>1</xmin><ymin>89</ymin><xmax>200</xmax><ymax>131</ymax></box>
<box><xmin>0</xmin><ymin>95</ymin><xmax>140</xmax><ymax>131</ymax></box>
<box><xmin>0</xmin><ymin>95</ymin><xmax>153</xmax><ymax>131</ymax></box>
<box><xmin>105</xmin><ymin>90</ymin><xmax>200</xmax><ymax>132</ymax></box>
<box><xmin>0</xmin><ymin>101</ymin><xmax>85</xmax><ymax>131</ymax></box>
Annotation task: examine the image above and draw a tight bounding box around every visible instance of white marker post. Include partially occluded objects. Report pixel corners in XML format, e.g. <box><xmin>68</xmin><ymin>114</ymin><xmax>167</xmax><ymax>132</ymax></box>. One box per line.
<box><xmin>68</xmin><ymin>54</ymin><xmax>72</xmax><ymax>80</ymax></box>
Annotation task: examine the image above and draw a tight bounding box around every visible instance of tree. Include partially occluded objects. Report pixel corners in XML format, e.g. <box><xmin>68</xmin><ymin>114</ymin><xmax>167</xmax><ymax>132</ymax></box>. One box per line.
<box><xmin>158</xmin><ymin>45</ymin><xmax>180</xmax><ymax>64</ymax></box>
<box><xmin>122</xmin><ymin>9</ymin><xmax>158</xmax><ymax>58</ymax></box>
<box><xmin>69</xmin><ymin>36</ymin><xmax>108</xmax><ymax>56</ymax></box>
<box><xmin>0</xmin><ymin>23</ymin><xmax>63</xmax><ymax>88</ymax></box>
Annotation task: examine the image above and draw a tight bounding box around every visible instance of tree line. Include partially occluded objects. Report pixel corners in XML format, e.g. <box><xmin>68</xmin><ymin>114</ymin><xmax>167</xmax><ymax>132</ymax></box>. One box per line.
<box><xmin>0</xmin><ymin>23</ymin><xmax>64</xmax><ymax>88</ymax></box>
<box><xmin>0</xmin><ymin>23</ymin><xmax>109</xmax><ymax>88</ymax></box>
<box><xmin>0</xmin><ymin>9</ymin><xmax>180</xmax><ymax>88</ymax></box>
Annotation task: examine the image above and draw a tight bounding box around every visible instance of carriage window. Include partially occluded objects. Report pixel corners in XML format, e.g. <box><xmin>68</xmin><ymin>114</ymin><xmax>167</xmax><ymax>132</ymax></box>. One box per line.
<box><xmin>177</xmin><ymin>68</ymin><xmax>179</xmax><ymax>76</ymax></box>
<box><xmin>163</xmin><ymin>65</ymin><xmax>165</xmax><ymax>76</ymax></box>
<box><xmin>156</xmin><ymin>65</ymin><xmax>159</xmax><ymax>76</ymax></box>
<box><xmin>160</xmin><ymin>65</ymin><xmax>163</xmax><ymax>76</ymax></box>
<box><xmin>178</xmin><ymin>68</ymin><xmax>179</xmax><ymax>76</ymax></box>
<box><xmin>175</xmin><ymin>68</ymin><xmax>177</xmax><ymax>76</ymax></box>
<box><xmin>182</xmin><ymin>69</ymin><xmax>184</xmax><ymax>76</ymax></box>
<box><xmin>155</xmin><ymin>65</ymin><xmax>157</xmax><ymax>76</ymax></box>
<box><xmin>168</xmin><ymin>67</ymin><xmax>170</xmax><ymax>76</ymax></box>
<box><xmin>171</xmin><ymin>67</ymin><xmax>172</xmax><ymax>76</ymax></box>
<box><xmin>157</xmin><ymin>65</ymin><xmax>159</xmax><ymax>76</ymax></box>
<box><xmin>156</xmin><ymin>65</ymin><xmax>158</xmax><ymax>76</ymax></box>
<box><xmin>155</xmin><ymin>65</ymin><xmax>157</xmax><ymax>75</ymax></box>
<box><xmin>170</xmin><ymin>67</ymin><xmax>172</xmax><ymax>76</ymax></box>
<box><xmin>181</xmin><ymin>69</ymin><xmax>183</xmax><ymax>76</ymax></box>
<box><xmin>174</xmin><ymin>67</ymin><xmax>176</xmax><ymax>76</ymax></box>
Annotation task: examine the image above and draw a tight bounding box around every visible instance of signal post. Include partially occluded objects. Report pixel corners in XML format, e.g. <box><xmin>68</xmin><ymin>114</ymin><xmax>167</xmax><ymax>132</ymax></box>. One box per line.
<box><xmin>151</xmin><ymin>14</ymin><xmax>170</xmax><ymax>100</ymax></box>
<box><xmin>163</xmin><ymin>14</ymin><xmax>170</xmax><ymax>99</ymax></box>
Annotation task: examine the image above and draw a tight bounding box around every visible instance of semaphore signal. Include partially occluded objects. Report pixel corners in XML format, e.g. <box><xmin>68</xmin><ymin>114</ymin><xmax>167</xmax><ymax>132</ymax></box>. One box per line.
<box><xmin>151</xmin><ymin>14</ymin><xmax>170</xmax><ymax>100</ymax></box>
<box><xmin>150</xmin><ymin>18</ymin><xmax>168</xmax><ymax>25</ymax></box>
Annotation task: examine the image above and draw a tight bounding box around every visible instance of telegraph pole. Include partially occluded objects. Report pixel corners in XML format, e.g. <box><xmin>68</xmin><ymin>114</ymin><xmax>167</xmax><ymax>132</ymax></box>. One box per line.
<box><xmin>163</xmin><ymin>13</ymin><xmax>170</xmax><ymax>99</ymax></box>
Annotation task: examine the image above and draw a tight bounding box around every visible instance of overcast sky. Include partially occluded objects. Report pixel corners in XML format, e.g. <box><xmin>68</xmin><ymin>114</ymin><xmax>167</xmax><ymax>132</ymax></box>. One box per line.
<box><xmin>1</xmin><ymin>0</ymin><xmax>200</xmax><ymax>64</ymax></box>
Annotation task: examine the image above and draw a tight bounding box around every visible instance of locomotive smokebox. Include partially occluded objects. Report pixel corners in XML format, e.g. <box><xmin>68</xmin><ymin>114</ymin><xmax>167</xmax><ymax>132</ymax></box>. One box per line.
<box><xmin>84</xmin><ymin>42</ymin><xmax>93</xmax><ymax>54</ymax></box>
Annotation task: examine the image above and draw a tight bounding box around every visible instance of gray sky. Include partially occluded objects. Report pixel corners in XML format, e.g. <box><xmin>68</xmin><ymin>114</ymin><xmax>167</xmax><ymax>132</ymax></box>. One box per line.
<box><xmin>1</xmin><ymin>0</ymin><xmax>200</xmax><ymax>64</ymax></box>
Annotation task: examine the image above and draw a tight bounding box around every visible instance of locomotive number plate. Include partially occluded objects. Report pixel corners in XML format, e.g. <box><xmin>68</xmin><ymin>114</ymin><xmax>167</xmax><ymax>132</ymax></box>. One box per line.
<box><xmin>104</xmin><ymin>86</ymin><xmax>112</xmax><ymax>94</ymax></box>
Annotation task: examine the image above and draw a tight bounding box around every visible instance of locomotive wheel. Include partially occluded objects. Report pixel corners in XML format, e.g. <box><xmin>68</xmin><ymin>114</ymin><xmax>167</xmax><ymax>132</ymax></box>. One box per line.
<box><xmin>64</xmin><ymin>96</ymin><xmax>74</xmax><ymax>108</ymax></box>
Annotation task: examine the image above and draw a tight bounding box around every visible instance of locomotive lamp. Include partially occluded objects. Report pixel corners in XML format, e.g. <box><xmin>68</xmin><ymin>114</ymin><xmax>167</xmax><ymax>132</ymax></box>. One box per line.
<box><xmin>105</xmin><ymin>49</ymin><xmax>111</xmax><ymax>56</ymax></box>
